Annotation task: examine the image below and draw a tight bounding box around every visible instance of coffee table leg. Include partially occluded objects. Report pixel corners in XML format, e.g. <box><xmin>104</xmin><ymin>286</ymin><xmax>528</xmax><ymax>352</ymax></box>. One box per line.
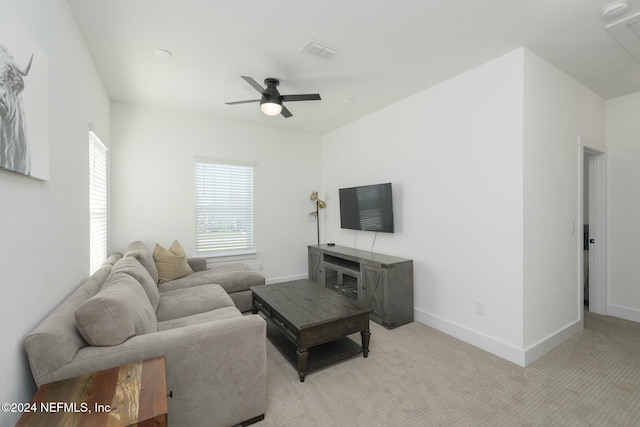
<box><xmin>361</xmin><ymin>329</ymin><xmax>371</xmax><ymax>358</ymax></box>
<box><xmin>296</xmin><ymin>347</ymin><xmax>308</xmax><ymax>382</ymax></box>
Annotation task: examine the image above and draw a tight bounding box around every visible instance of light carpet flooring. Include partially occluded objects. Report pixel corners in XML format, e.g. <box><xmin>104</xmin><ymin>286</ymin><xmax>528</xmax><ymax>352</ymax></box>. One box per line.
<box><xmin>254</xmin><ymin>311</ymin><xmax>640</xmax><ymax>426</ymax></box>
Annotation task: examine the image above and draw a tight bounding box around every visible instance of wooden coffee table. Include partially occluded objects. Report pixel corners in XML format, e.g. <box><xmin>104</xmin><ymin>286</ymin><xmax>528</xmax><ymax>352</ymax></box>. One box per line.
<box><xmin>251</xmin><ymin>279</ymin><xmax>371</xmax><ymax>382</ymax></box>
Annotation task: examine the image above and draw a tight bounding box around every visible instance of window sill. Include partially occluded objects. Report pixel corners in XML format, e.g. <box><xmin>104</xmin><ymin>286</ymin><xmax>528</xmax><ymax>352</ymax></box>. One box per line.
<box><xmin>196</xmin><ymin>250</ymin><xmax>257</xmax><ymax>264</ymax></box>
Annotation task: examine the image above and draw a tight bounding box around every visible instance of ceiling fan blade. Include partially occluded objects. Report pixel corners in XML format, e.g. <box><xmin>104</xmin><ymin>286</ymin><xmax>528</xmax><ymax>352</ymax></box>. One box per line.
<box><xmin>225</xmin><ymin>99</ymin><xmax>261</xmax><ymax>105</ymax></box>
<box><xmin>280</xmin><ymin>94</ymin><xmax>321</xmax><ymax>102</ymax></box>
<box><xmin>281</xmin><ymin>105</ymin><xmax>293</xmax><ymax>118</ymax></box>
<box><xmin>241</xmin><ymin>76</ymin><xmax>265</xmax><ymax>94</ymax></box>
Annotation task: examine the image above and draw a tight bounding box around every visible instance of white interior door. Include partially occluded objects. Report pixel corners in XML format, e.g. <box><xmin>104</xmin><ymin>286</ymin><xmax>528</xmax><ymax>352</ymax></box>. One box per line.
<box><xmin>584</xmin><ymin>146</ymin><xmax>607</xmax><ymax>315</ymax></box>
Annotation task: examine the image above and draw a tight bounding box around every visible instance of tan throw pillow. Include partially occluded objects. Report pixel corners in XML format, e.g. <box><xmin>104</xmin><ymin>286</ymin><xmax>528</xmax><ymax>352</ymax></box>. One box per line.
<box><xmin>153</xmin><ymin>240</ymin><xmax>194</xmax><ymax>283</ymax></box>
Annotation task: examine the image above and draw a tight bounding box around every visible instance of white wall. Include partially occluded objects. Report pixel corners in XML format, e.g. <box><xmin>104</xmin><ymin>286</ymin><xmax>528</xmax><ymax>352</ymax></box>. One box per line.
<box><xmin>0</xmin><ymin>1</ymin><xmax>110</xmax><ymax>425</ymax></box>
<box><xmin>320</xmin><ymin>47</ymin><xmax>607</xmax><ymax>366</ymax></box>
<box><xmin>321</xmin><ymin>49</ymin><xmax>527</xmax><ymax>364</ymax></box>
<box><xmin>606</xmin><ymin>91</ymin><xmax>640</xmax><ymax>322</ymax></box>
<box><xmin>521</xmin><ymin>50</ymin><xmax>605</xmax><ymax>362</ymax></box>
<box><xmin>110</xmin><ymin>103</ymin><xmax>321</xmax><ymax>282</ymax></box>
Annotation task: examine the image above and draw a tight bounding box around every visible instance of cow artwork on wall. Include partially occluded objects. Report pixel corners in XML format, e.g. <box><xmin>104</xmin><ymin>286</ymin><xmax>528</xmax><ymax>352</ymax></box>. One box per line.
<box><xmin>0</xmin><ymin>7</ymin><xmax>49</xmax><ymax>181</ymax></box>
<box><xmin>0</xmin><ymin>46</ymin><xmax>33</xmax><ymax>175</ymax></box>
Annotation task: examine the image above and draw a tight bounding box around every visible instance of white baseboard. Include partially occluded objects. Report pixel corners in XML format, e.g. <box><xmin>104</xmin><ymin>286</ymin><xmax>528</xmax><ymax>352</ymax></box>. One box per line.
<box><xmin>414</xmin><ymin>308</ymin><xmax>526</xmax><ymax>367</ymax></box>
<box><xmin>266</xmin><ymin>274</ymin><xmax>308</xmax><ymax>285</ymax></box>
<box><xmin>523</xmin><ymin>319</ymin><xmax>583</xmax><ymax>366</ymax></box>
<box><xmin>608</xmin><ymin>303</ymin><xmax>640</xmax><ymax>323</ymax></box>
<box><xmin>414</xmin><ymin>308</ymin><xmax>584</xmax><ymax>367</ymax></box>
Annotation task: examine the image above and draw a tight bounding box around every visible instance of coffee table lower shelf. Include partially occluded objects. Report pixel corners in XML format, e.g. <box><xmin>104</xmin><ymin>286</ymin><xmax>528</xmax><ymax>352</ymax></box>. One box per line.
<box><xmin>265</xmin><ymin>319</ymin><xmax>364</xmax><ymax>377</ymax></box>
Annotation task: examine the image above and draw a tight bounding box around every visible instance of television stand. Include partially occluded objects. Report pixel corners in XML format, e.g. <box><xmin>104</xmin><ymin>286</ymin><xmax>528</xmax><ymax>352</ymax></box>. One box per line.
<box><xmin>308</xmin><ymin>244</ymin><xmax>413</xmax><ymax>329</ymax></box>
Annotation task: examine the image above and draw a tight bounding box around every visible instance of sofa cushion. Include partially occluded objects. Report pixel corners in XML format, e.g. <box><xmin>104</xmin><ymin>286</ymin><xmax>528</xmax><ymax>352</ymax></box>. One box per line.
<box><xmin>153</xmin><ymin>240</ymin><xmax>194</xmax><ymax>283</ymax></box>
<box><xmin>156</xmin><ymin>284</ymin><xmax>235</xmax><ymax>322</ymax></box>
<box><xmin>227</xmin><ymin>290</ymin><xmax>254</xmax><ymax>313</ymax></box>
<box><xmin>75</xmin><ymin>274</ymin><xmax>157</xmax><ymax>346</ymax></box>
<box><xmin>158</xmin><ymin>262</ymin><xmax>265</xmax><ymax>294</ymax></box>
<box><xmin>111</xmin><ymin>256</ymin><xmax>160</xmax><ymax>310</ymax></box>
<box><xmin>125</xmin><ymin>241</ymin><xmax>159</xmax><ymax>284</ymax></box>
<box><xmin>157</xmin><ymin>306</ymin><xmax>241</xmax><ymax>331</ymax></box>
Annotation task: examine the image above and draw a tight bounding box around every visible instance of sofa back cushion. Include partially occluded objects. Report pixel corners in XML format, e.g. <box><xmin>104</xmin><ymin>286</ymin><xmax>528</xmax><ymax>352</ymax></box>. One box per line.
<box><xmin>125</xmin><ymin>241</ymin><xmax>159</xmax><ymax>284</ymax></box>
<box><xmin>23</xmin><ymin>253</ymin><xmax>122</xmax><ymax>386</ymax></box>
<box><xmin>75</xmin><ymin>273</ymin><xmax>157</xmax><ymax>346</ymax></box>
<box><xmin>111</xmin><ymin>256</ymin><xmax>160</xmax><ymax>310</ymax></box>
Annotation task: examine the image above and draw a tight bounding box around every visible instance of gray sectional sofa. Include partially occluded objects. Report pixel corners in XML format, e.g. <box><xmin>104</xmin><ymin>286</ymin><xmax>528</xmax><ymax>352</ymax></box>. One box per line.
<box><xmin>23</xmin><ymin>241</ymin><xmax>267</xmax><ymax>427</ymax></box>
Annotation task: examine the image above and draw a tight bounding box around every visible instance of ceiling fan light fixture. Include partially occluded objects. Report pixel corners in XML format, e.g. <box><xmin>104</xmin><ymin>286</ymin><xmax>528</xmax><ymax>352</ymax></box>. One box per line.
<box><xmin>227</xmin><ymin>76</ymin><xmax>320</xmax><ymax>118</ymax></box>
<box><xmin>260</xmin><ymin>101</ymin><xmax>282</xmax><ymax>116</ymax></box>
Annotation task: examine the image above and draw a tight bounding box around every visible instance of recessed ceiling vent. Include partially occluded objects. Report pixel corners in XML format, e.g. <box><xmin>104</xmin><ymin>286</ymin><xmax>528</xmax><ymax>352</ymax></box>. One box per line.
<box><xmin>300</xmin><ymin>39</ymin><xmax>340</xmax><ymax>60</ymax></box>
<box><xmin>606</xmin><ymin>11</ymin><xmax>640</xmax><ymax>60</ymax></box>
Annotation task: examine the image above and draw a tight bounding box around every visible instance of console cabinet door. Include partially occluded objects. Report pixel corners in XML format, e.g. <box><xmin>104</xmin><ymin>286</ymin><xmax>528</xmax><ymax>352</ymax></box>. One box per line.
<box><xmin>362</xmin><ymin>264</ymin><xmax>387</xmax><ymax>323</ymax></box>
<box><xmin>308</xmin><ymin>247</ymin><xmax>324</xmax><ymax>285</ymax></box>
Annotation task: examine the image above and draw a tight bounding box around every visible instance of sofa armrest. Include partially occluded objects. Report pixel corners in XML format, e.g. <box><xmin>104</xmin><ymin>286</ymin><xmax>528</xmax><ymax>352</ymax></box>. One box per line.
<box><xmin>37</xmin><ymin>315</ymin><xmax>266</xmax><ymax>427</ymax></box>
<box><xmin>187</xmin><ymin>257</ymin><xmax>207</xmax><ymax>272</ymax></box>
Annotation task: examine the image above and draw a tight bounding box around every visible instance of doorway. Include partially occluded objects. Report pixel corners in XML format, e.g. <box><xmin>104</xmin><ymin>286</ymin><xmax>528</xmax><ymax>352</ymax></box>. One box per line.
<box><xmin>581</xmin><ymin>143</ymin><xmax>606</xmax><ymax>316</ymax></box>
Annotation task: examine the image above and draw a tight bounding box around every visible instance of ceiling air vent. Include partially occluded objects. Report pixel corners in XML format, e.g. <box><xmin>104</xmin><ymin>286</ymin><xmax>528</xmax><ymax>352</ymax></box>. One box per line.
<box><xmin>606</xmin><ymin>11</ymin><xmax>640</xmax><ymax>60</ymax></box>
<box><xmin>300</xmin><ymin>39</ymin><xmax>340</xmax><ymax>60</ymax></box>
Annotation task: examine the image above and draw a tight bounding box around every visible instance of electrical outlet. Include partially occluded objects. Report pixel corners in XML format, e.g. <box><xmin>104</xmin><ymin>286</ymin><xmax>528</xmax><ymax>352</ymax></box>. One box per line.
<box><xmin>475</xmin><ymin>301</ymin><xmax>485</xmax><ymax>316</ymax></box>
<box><xmin>258</xmin><ymin>263</ymin><xmax>264</xmax><ymax>270</ymax></box>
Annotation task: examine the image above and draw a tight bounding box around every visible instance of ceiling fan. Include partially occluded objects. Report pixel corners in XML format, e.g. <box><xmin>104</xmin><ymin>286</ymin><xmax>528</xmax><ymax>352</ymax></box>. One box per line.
<box><xmin>225</xmin><ymin>76</ymin><xmax>321</xmax><ymax>118</ymax></box>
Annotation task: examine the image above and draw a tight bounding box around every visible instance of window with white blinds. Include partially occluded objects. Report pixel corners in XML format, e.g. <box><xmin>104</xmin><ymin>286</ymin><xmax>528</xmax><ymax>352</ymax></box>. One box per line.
<box><xmin>89</xmin><ymin>131</ymin><xmax>108</xmax><ymax>275</ymax></box>
<box><xmin>195</xmin><ymin>160</ymin><xmax>254</xmax><ymax>254</ymax></box>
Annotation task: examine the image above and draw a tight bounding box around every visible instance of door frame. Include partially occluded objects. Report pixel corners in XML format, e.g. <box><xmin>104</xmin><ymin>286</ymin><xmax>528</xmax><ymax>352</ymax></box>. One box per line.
<box><xmin>580</xmin><ymin>140</ymin><xmax>607</xmax><ymax>316</ymax></box>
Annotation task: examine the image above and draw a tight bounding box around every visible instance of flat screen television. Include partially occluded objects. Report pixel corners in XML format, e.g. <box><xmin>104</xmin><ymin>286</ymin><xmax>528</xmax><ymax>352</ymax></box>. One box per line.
<box><xmin>339</xmin><ymin>183</ymin><xmax>394</xmax><ymax>233</ymax></box>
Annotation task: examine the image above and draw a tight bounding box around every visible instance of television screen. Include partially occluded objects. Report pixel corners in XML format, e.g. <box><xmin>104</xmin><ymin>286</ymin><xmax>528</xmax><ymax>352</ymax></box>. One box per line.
<box><xmin>339</xmin><ymin>183</ymin><xmax>394</xmax><ymax>233</ymax></box>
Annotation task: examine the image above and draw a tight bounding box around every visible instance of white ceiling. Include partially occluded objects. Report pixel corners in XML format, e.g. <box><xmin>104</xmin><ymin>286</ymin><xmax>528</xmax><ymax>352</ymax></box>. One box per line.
<box><xmin>67</xmin><ymin>0</ymin><xmax>640</xmax><ymax>135</ymax></box>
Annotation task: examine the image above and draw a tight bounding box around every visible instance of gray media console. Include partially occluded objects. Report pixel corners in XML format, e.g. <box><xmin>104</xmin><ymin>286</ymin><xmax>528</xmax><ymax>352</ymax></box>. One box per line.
<box><xmin>308</xmin><ymin>244</ymin><xmax>413</xmax><ymax>329</ymax></box>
